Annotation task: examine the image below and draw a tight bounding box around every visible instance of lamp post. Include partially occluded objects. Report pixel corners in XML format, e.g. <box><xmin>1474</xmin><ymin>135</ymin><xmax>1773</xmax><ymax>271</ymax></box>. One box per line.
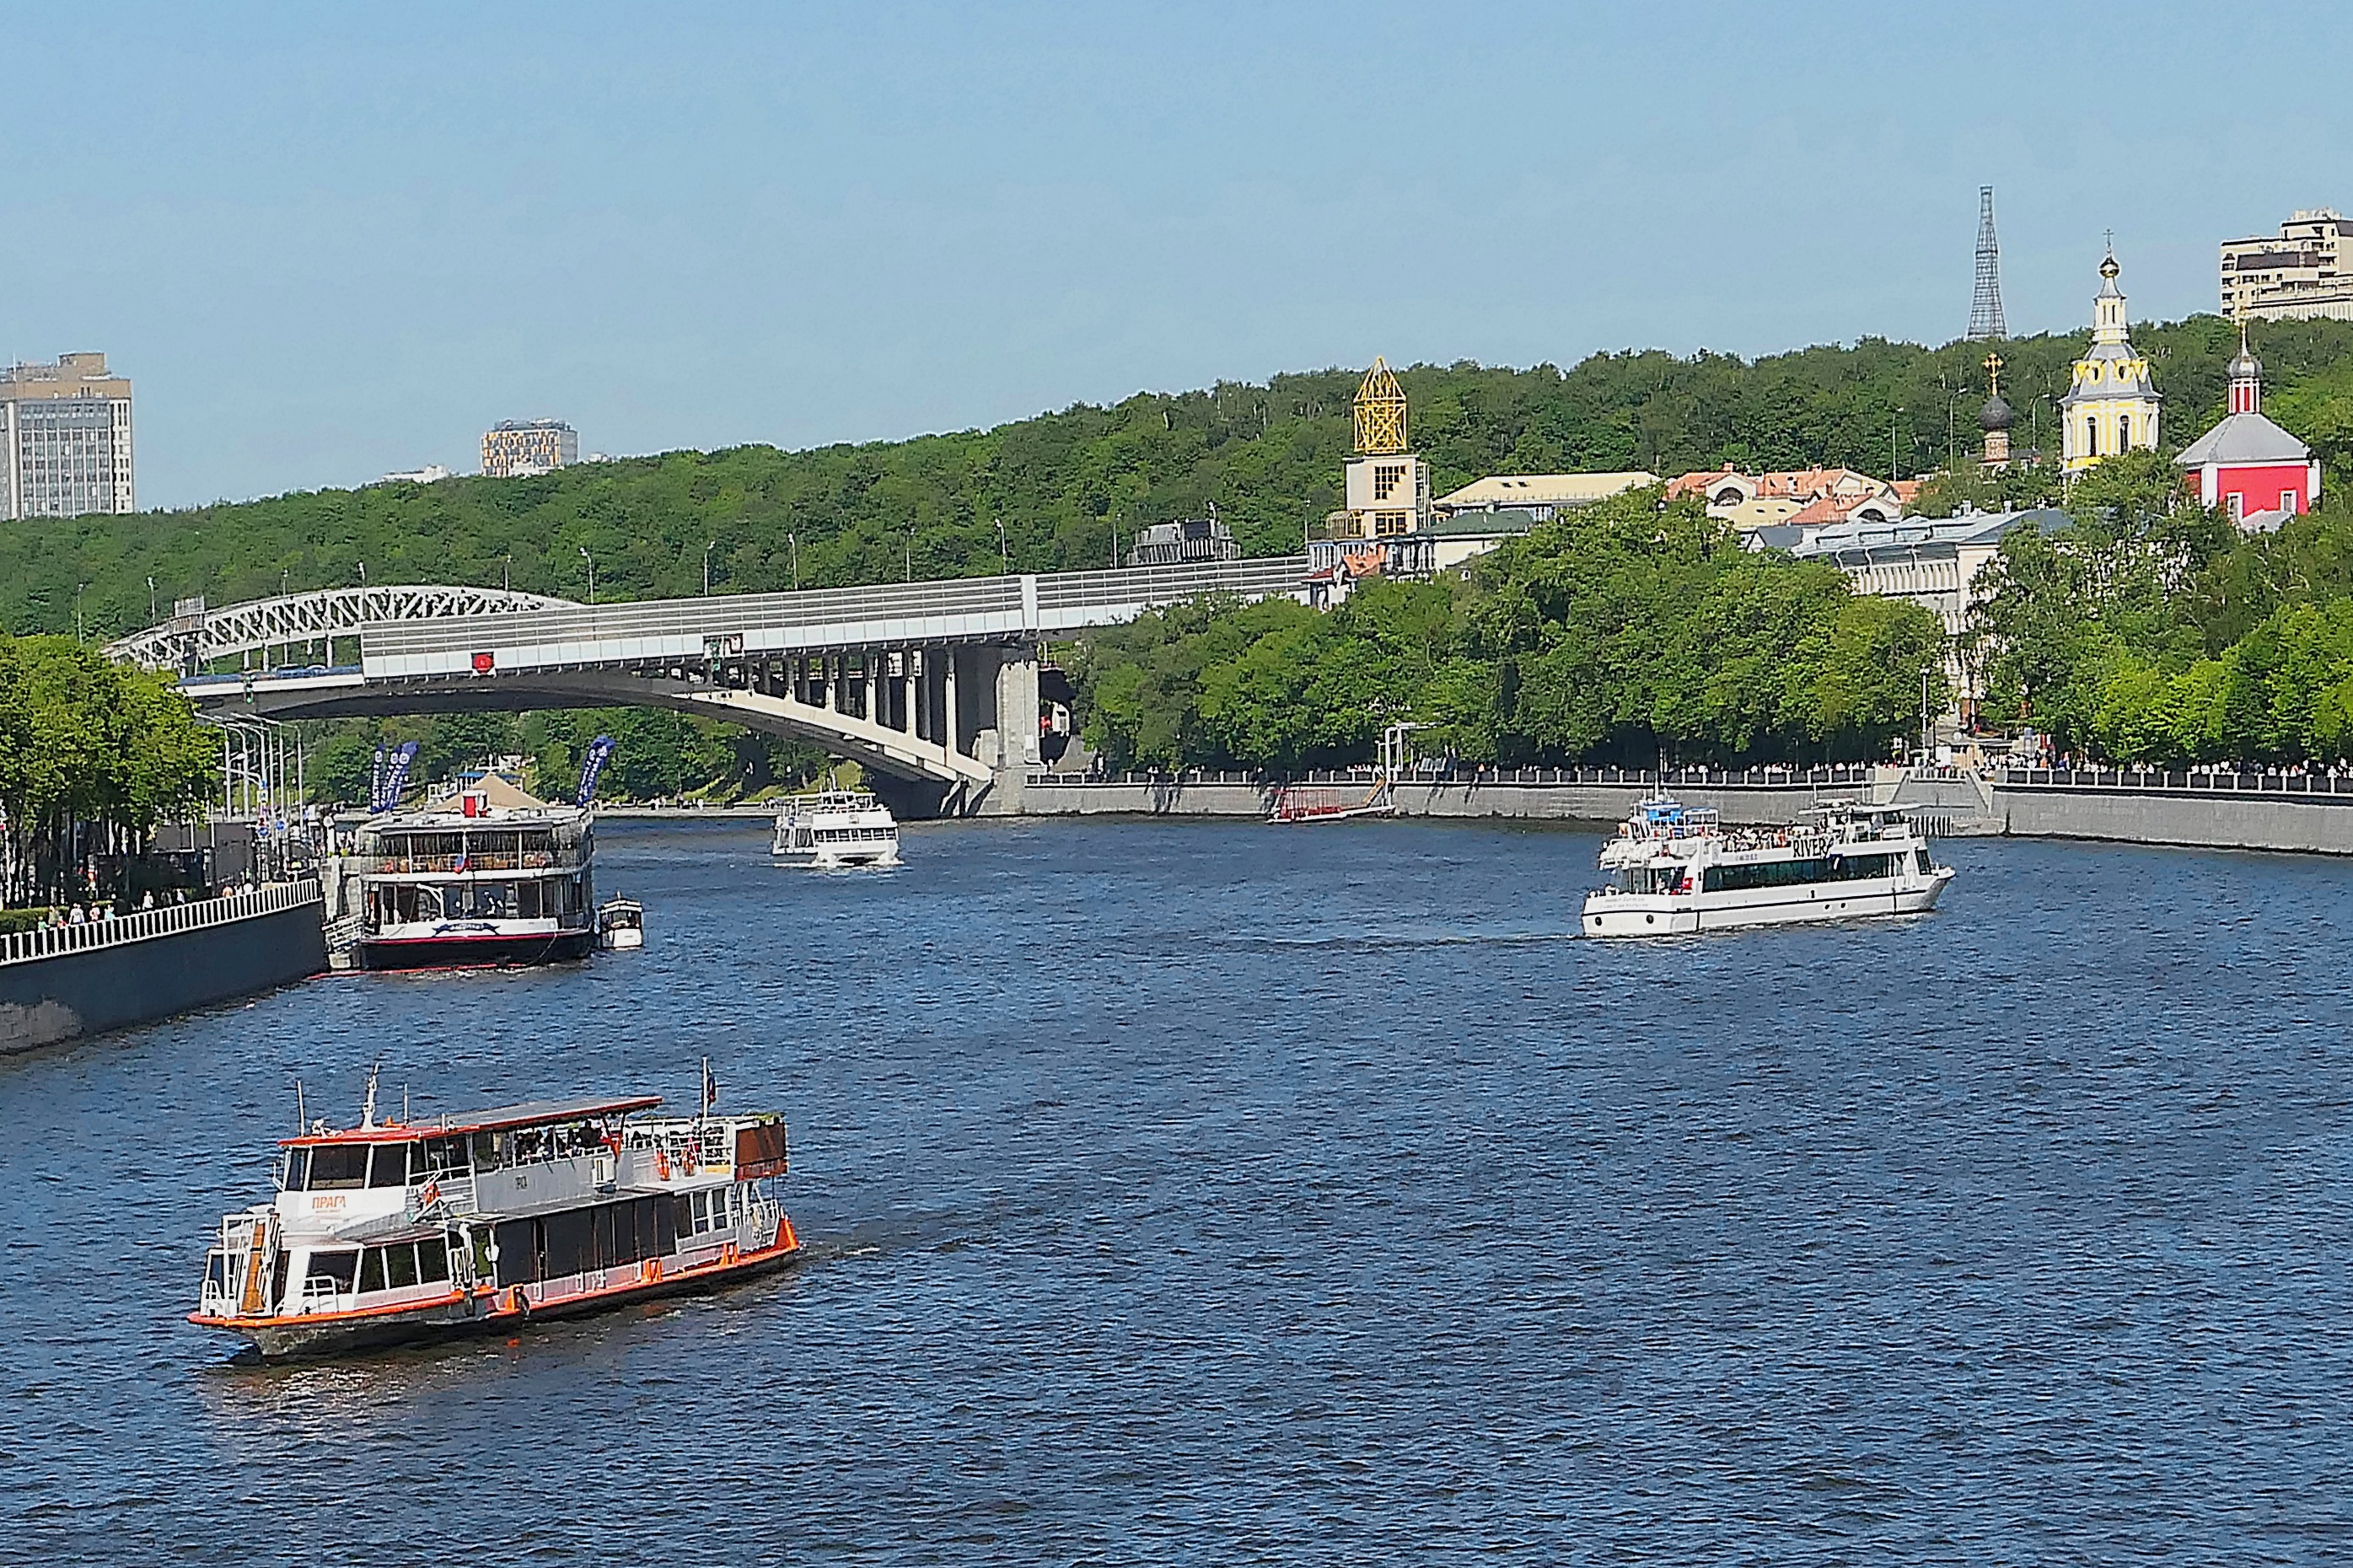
<box><xmin>904</xmin><ymin>529</ymin><xmax>914</xmax><ymax>583</ymax></box>
<box><xmin>1921</xmin><ymin>664</ymin><xmax>1934</xmax><ymax>765</ymax></box>
<box><xmin>1890</xmin><ymin>407</ymin><xmax>1904</xmax><ymax>481</ymax></box>
<box><xmin>502</xmin><ymin>553</ymin><xmax>512</xmax><ymax>592</ymax></box>
<box><xmin>995</xmin><ymin>517</ymin><xmax>1008</xmax><ymax>575</ymax></box>
<box><xmin>788</xmin><ymin>531</ymin><xmax>799</xmax><ymax>590</ymax></box>
<box><xmin>147</xmin><ymin>577</ymin><xmax>156</xmax><ymax>621</ymax></box>
<box><xmin>74</xmin><ymin>583</ymin><xmax>87</xmax><ymax>644</ymax></box>
<box><xmin>703</xmin><ymin>540</ymin><xmax>717</xmax><ymax>597</ymax></box>
<box><xmin>578</xmin><ymin>546</ymin><xmax>595</xmax><ymax>606</ymax></box>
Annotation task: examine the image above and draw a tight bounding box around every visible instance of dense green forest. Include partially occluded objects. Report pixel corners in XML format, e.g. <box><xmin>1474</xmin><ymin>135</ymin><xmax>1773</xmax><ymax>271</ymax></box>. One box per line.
<box><xmin>0</xmin><ymin>637</ymin><xmax>218</xmax><ymax>906</ymax></box>
<box><xmin>30</xmin><ymin>311</ymin><xmax>2353</xmax><ymax>644</ymax></box>
<box><xmin>1072</xmin><ymin>487</ymin><xmax>1947</xmax><ymax>771</ymax></box>
<box><xmin>298</xmin><ymin>709</ymin><xmax>835</xmax><ymax>807</ymax></box>
<box><xmin>37</xmin><ymin>306</ymin><xmax>2353</xmax><ymax>792</ymax></box>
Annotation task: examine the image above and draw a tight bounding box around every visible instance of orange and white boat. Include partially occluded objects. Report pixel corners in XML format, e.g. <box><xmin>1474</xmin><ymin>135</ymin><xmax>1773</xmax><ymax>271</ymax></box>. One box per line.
<box><xmin>189</xmin><ymin>1070</ymin><xmax>801</xmax><ymax>1360</ymax></box>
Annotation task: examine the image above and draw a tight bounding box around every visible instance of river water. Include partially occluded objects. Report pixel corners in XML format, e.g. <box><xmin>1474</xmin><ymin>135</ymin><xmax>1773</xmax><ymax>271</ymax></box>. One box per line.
<box><xmin>3</xmin><ymin>819</ymin><xmax>2350</xmax><ymax>1563</ymax></box>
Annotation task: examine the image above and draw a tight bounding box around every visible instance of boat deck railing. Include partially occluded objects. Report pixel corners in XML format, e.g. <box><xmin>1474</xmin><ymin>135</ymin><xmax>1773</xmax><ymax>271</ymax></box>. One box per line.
<box><xmin>0</xmin><ymin>879</ymin><xmax>322</xmax><ymax>967</ymax></box>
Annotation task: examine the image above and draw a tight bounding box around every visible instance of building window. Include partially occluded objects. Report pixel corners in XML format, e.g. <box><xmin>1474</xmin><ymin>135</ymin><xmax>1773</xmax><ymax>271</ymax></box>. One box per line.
<box><xmin>1373</xmin><ymin>512</ymin><xmax>1409</xmax><ymax>537</ymax></box>
<box><xmin>2228</xmin><ymin>493</ymin><xmax>2244</xmax><ymax>521</ymax></box>
<box><xmin>2087</xmin><ymin>419</ymin><xmax>2098</xmax><ymax>457</ymax></box>
<box><xmin>2285</xmin><ymin>488</ymin><xmax>2301</xmax><ymax>513</ymax></box>
<box><xmin>1373</xmin><ymin>464</ymin><xmax>1405</xmax><ymax>502</ymax></box>
<box><xmin>2119</xmin><ymin>416</ymin><xmax>2132</xmax><ymax>451</ymax></box>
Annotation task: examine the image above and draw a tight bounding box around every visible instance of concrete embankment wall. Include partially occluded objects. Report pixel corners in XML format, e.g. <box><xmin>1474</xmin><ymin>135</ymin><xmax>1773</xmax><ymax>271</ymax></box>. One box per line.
<box><xmin>1998</xmin><ymin>786</ymin><xmax>2353</xmax><ymax>856</ymax></box>
<box><xmin>1018</xmin><ymin>778</ymin><xmax>1880</xmax><ymax>825</ymax></box>
<box><xmin>0</xmin><ymin>885</ymin><xmax>327</xmax><ymax>1055</ymax></box>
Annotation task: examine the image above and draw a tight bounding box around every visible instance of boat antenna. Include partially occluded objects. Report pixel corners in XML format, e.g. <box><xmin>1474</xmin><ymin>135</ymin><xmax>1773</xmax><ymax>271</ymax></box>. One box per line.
<box><xmin>295</xmin><ymin>1078</ymin><xmax>306</xmax><ymax>1134</ymax></box>
<box><xmin>400</xmin><ymin>1085</ymin><xmax>411</xmax><ymax>1125</ymax></box>
<box><xmin>360</xmin><ymin>1060</ymin><xmax>382</xmax><ymax>1130</ymax></box>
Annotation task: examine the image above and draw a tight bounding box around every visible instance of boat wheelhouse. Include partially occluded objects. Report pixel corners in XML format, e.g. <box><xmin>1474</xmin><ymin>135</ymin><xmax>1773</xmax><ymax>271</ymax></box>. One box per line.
<box><xmin>771</xmin><ymin>790</ymin><xmax>900</xmax><ymax>868</ymax></box>
<box><xmin>341</xmin><ymin>778</ymin><xmax>596</xmax><ymax>969</ymax></box>
<box><xmin>190</xmin><ymin>1088</ymin><xmax>800</xmax><ymax>1360</ymax></box>
<box><xmin>1583</xmin><ymin>797</ymin><xmax>1954</xmax><ymax>937</ymax></box>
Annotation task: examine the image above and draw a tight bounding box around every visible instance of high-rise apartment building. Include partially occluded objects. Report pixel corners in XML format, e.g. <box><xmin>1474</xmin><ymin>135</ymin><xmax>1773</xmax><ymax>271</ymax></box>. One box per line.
<box><xmin>481</xmin><ymin>419</ymin><xmax>578</xmax><ymax>477</ymax></box>
<box><xmin>2220</xmin><ymin>209</ymin><xmax>2353</xmax><ymax>321</ymax></box>
<box><xmin>2</xmin><ymin>352</ymin><xmax>135</xmax><ymax>520</ymax></box>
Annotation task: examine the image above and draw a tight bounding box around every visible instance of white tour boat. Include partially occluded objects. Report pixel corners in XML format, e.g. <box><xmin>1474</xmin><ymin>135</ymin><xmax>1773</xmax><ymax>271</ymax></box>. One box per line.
<box><xmin>340</xmin><ymin>774</ymin><xmax>598</xmax><ymax>969</ymax></box>
<box><xmin>1582</xmin><ymin>797</ymin><xmax>1954</xmax><ymax>937</ymax></box>
<box><xmin>771</xmin><ymin>789</ymin><xmax>901</xmax><ymax>869</ymax></box>
<box><xmin>190</xmin><ymin>1074</ymin><xmax>800</xmax><ymax>1360</ymax></box>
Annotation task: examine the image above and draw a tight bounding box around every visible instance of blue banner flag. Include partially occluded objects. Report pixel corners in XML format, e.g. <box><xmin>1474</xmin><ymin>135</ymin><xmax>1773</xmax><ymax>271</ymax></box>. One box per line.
<box><xmin>576</xmin><ymin>734</ymin><xmax>616</xmax><ymax>806</ymax></box>
<box><xmin>371</xmin><ymin>741</ymin><xmax>420</xmax><ymax>814</ymax></box>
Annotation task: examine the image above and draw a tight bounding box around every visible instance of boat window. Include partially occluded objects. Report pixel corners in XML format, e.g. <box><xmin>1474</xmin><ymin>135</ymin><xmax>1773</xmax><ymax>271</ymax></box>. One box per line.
<box><xmin>271</xmin><ymin>1254</ymin><xmax>291</xmax><ymax>1312</ymax></box>
<box><xmin>470</xmin><ymin>1131</ymin><xmax>502</xmax><ymax>1172</ymax></box>
<box><xmin>518</xmin><ymin>881</ymin><xmax>544</xmax><ymax>919</ymax></box>
<box><xmin>308</xmin><ymin>1248</ymin><xmax>359</xmax><ymax>1291</ymax></box>
<box><xmin>306</xmin><ymin>1145</ymin><xmax>370</xmax><ymax>1190</ymax></box>
<box><xmin>359</xmin><ymin>1248</ymin><xmax>386</xmax><ymax>1294</ymax></box>
<box><xmin>492</xmin><ymin>1219</ymin><xmax>540</xmax><ymax>1286</ymax></box>
<box><xmin>419</xmin><ymin>1236</ymin><xmax>453</xmax><ymax>1284</ymax></box>
<box><xmin>671</xmin><ymin>1194</ymin><xmax>695</xmax><ymax>1242</ymax></box>
<box><xmin>545</xmin><ymin>1209</ymin><xmax>593</xmax><ymax>1278</ymax></box>
<box><xmin>204</xmin><ymin>1250</ymin><xmax>229</xmax><ymax>1297</ymax></box>
<box><xmin>422</xmin><ymin>1136</ymin><xmax>468</xmax><ymax>1176</ymax></box>
<box><xmin>283</xmin><ymin>1147</ymin><xmax>310</xmax><ymax>1191</ymax></box>
<box><xmin>1915</xmin><ymin>847</ymin><xmax>1932</xmax><ymax>873</ymax></box>
<box><xmin>1701</xmin><ymin>859</ymin><xmax>1833</xmax><ymax>894</ymax></box>
<box><xmin>385</xmin><ymin>1243</ymin><xmax>419</xmax><ymax>1290</ymax></box>
<box><xmin>594</xmin><ymin>1205</ymin><xmax>619</xmax><ymax>1269</ymax></box>
<box><xmin>1835</xmin><ymin>853</ymin><xmax>1898</xmax><ymax>882</ymax></box>
<box><xmin>368</xmin><ymin>1144</ymin><xmax>416</xmax><ymax>1188</ymax></box>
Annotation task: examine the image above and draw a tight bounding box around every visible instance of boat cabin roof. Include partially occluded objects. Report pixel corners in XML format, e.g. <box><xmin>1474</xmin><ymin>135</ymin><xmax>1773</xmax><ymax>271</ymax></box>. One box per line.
<box><xmin>281</xmin><ymin>1093</ymin><xmax>663</xmax><ymax>1146</ymax></box>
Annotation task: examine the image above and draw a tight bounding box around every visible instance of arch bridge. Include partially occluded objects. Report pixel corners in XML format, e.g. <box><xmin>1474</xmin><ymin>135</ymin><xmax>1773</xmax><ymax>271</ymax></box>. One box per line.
<box><xmin>105</xmin><ymin>559</ymin><xmax>1312</xmax><ymax>814</ymax></box>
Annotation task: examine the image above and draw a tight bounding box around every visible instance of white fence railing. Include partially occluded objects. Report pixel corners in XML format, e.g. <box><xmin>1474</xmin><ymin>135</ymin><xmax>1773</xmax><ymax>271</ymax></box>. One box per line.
<box><xmin>0</xmin><ymin>879</ymin><xmax>323</xmax><ymax>967</ymax></box>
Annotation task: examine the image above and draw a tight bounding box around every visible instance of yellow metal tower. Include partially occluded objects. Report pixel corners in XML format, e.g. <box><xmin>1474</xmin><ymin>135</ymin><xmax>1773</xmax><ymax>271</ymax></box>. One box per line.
<box><xmin>1353</xmin><ymin>357</ymin><xmax>1409</xmax><ymax>455</ymax></box>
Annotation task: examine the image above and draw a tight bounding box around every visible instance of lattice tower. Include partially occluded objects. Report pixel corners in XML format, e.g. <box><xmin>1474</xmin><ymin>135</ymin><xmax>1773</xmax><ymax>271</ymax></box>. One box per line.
<box><xmin>1968</xmin><ymin>186</ymin><xmax>2007</xmax><ymax>341</ymax></box>
<box><xmin>1352</xmin><ymin>357</ymin><xmax>1409</xmax><ymax>455</ymax></box>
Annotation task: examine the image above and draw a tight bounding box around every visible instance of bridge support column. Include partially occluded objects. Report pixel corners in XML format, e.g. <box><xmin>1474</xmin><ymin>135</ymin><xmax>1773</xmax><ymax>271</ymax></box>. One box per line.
<box><xmin>959</xmin><ymin>643</ymin><xmax>1038</xmax><ymax>816</ymax></box>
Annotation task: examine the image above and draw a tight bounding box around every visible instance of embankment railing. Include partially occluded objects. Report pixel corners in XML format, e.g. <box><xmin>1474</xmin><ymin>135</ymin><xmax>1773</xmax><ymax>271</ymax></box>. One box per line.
<box><xmin>2000</xmin><ymin>768</ymin><xmax>2353</xmax><ymax>801</ymax></box>
<box><xmin>0</xmin><ymin>879</ymin><xmax>324</xmax><ymax>967</ymax></box>
<box><xmin>1028</xmin><ymin>765</ymin><xmax>1882</xmax><ymax>790</ymax></box>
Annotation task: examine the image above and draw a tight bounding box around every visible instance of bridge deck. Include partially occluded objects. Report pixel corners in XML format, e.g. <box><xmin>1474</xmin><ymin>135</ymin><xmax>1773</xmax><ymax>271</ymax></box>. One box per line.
<box><xmin>358</xmin><ymin>559</ymin><xmax>1309</xmax><ymax>679</ymax></box>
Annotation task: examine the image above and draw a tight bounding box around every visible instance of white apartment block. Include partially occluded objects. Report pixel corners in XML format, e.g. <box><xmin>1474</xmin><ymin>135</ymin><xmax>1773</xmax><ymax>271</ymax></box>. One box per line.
<box><xmin>2221</xmin><ymin>209</ymin><xmax>2353</xmax><ymax>322</ymax></box>
<box><xmin>2</xmin><ymin>352</ymin><xmax>136</xmax><ymax>520</ymax></box>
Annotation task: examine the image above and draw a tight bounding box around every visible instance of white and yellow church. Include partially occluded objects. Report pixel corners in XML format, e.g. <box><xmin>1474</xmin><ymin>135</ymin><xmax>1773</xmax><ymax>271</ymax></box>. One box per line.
<box><xmin>2060</xmin><ymin>247</ymin><xmax>2162</xmax><ymax>476</ymax></box>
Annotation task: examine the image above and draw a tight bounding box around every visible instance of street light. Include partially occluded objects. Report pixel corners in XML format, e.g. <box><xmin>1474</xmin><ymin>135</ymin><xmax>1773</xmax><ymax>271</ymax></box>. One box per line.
<box><xmin>1921</xmin><ymin>664</ymin><xmax>1935</xmax><ymax>765</ymax></box>
<box><xmin>1890</xmin><ymin>407</ymin><xmax>1904</xmax><ymax>481</ymax></box>
<box><xmin>788</xmin><ymin>531</ymin><xmax>799</xmax><ymax>590</ymax></box>
<box><xmin>578</xmin><ymin>546</ymin><xmax>595</xmax><ymax>605</ymax></box>
<box><xmin>502</xmin><ymin>553</ymin><xmax>512</xmax><ymax>592</ymax></box>
<box><xmin>904</xmin><ymin>528</ymin><xmax>914</xmax><ymax>583</ymax></box>
<box><xmin>74</xmin><ymin>583</ymin><xmax>87</xmax><ymax>644</ymax></box>
<box><xmin>147</xmin><ymin>577</ymin><xmax>157</xmax><ymax>621</ymax></box>
<box><xmin>995</xmin><ymin>517</ymin><xmax>1008</xmax><ymax>575</ymax></box>
<box><xmin>703</xmin><ymin>540</ymin><xmax>717</xmax><ymax>597</ymax></box>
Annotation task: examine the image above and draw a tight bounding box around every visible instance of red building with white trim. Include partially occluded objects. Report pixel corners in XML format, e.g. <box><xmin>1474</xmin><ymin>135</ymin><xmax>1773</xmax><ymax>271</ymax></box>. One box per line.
<box><xmin>2174</xmin><ymin>329</ymin><xmax>2321</xmax><ymax>530</ymax></box>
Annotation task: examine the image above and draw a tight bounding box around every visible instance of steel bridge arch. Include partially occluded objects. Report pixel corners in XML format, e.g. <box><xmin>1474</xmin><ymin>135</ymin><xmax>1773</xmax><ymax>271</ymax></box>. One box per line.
<box><xmin>103</xmin><ymin>585</ymin><xmax>580</xmax><ymax>671</ymax></box>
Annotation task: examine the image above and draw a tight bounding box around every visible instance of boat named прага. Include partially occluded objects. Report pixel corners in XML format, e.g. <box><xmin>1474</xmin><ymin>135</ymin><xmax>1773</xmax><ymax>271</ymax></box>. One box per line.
<box><xmin>189</xmin><ymin>1075</ymin><xmax>800</xmax><ymax>1360</ymax></box>
<box><xmin>1582</xmin><ymin>797</ymin><xmax>1954</xmax><ymax>937</ymax></box>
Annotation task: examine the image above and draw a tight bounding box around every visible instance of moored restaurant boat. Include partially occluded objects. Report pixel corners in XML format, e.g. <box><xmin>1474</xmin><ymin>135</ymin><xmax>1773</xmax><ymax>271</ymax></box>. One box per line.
<box><xmin>1583</xmin><ymin>797</ymin><xmax>1953</xmax><ymax>937</ymax></box>
<box><xmin>771</xmin><ymin>789</ymin><xmax>901</xmax><ymax>868</ymax></box>
<box><xmin>189</xmin><ymin>1073</ymin><xmax>800</xmax><ymax>1359</ymax></box>
<box><xmin>341</xmin><ymin>775</ymin><xmax>598</xmax><ymax>969</ymax></box>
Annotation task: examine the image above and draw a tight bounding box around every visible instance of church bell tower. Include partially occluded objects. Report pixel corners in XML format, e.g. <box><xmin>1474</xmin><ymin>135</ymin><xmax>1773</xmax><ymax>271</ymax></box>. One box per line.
<box><xmin>1340</xmin><ymin>357</ymin><xmax>1429</xmax><ymax>540</ymax></box>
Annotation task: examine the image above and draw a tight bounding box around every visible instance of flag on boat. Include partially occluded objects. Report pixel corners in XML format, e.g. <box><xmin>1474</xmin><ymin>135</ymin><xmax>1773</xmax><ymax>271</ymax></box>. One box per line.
<box><xmin>701</xmin><ymin>1057</ymin><xmax>717</xmax><ymax>1114</ymax></box>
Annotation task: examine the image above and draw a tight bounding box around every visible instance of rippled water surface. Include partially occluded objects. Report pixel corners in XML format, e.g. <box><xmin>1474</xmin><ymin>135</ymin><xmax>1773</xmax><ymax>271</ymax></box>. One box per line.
<box><xmin>4</xmin><ymin>818</ymin><xmax>2353</xmax><ymax>1563</ymax></box>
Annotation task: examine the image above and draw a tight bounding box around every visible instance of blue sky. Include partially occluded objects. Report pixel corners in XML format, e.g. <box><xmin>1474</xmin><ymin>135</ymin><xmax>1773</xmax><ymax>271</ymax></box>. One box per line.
<box><xmin>8</xmin><ymin>1</ymin><xmax>2351</xmax><ymax>508</ymax></box>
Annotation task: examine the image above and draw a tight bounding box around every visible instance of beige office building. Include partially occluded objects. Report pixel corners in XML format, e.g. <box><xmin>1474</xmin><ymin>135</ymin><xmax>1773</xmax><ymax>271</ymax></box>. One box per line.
<box><xmin>2</xmin><ymin>353</ymin><xmax>135</xmax><ymax>520</ymax></box>
<box><xmin>481</xmin><ymin>419</ymin><xmax>579</xmax><ymax>477</ymax></box>
<box><xmin>2221</xmin><ymin>209</ymin><xmax>2353</xmax><ymax>321</ymax></box>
